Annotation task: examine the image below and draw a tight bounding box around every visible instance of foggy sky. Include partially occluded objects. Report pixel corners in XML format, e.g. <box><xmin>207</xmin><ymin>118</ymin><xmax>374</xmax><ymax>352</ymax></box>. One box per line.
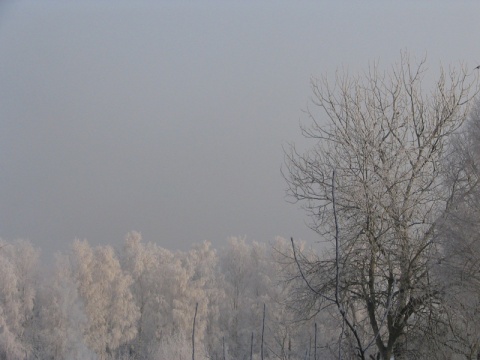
<box><xmin>1</xmin><ymin>1</ymin><xmax>480</xmax><ymax>259</ymax></box>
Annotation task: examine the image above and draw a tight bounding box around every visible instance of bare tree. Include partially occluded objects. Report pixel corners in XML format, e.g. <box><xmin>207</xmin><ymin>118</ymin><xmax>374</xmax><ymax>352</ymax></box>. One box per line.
<box><xmin>262</xmin><ymin>303</ymin><xmax>266</xmax><ymax>360</ymax></box>
<box><xmin>284</xmin><ymin>52</ymin><xmax>479</xmax><ymax>359</ymax></box>
<box><xmin>193</xmin><ymin>302</ymin><xmax>198</xmax><ymax>360</ymax></box>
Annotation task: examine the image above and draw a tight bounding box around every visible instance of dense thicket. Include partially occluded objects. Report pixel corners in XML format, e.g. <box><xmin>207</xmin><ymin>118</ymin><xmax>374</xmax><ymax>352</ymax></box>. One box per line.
<box><xmin>0</xmin><ymin>236</ymin><xmax>337</xmax><ymax>360</ymax></box>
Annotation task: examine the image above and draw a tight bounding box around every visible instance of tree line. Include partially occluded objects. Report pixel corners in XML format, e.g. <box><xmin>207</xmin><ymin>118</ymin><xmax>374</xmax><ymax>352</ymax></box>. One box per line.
<box><xmin>0</xmin><ymin>235</ymin><xmax>335</xmax><ymax>360</ymax></box>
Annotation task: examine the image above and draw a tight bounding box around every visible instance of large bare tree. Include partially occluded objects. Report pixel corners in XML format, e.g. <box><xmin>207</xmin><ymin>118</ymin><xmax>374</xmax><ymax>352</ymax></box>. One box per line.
<box><xmin>284</xmin><ymin>53</ymin><xmax>479</xmax><ymax>359</ymax></box>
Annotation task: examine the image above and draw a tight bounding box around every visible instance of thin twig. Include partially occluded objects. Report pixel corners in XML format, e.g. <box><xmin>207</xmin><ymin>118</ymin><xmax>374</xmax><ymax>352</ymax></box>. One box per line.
<box><xmin>290</xmin><ymin>238</ymin><xmax>335</xmax><ymax>303</ymax></box>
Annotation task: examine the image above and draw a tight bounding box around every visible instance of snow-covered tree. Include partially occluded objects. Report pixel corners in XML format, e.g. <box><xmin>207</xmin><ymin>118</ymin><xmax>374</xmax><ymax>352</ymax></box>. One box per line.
<box><xmin>71</xmin><ymin>239</ymin><xmax>139</xmax><ymax>359</ymax></box>
<box><xmin>0</xmin><ymin>239</ymin><xmax>39</xmax><ymax>359</ymax></box>
<box><xmin>181</xmin><ymin>240</ymin><xmax>223</xmax><ymax>359</ymax></box>
<box><xmin>218</xmin><ymin>237</ymin><xmax>293</xmax><ymax>359</ymax></box>
<box><xmin>121</xmin><ymin>233</ymin><xmax>217</xmax><ymax>359</ymax></box>
<box><xmin>31</xmin><ymin>252</ymin><xmax>89</xmax><ymax>360</ymax></box>
<box><xmin>283</xmin><ymin>53</ymin><xmax>479</xmax><ymax>359</ymax></box>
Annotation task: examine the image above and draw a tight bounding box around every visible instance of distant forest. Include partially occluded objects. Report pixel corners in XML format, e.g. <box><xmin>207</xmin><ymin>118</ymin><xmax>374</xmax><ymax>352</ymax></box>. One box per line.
<box><xmin>0</xmin><ymin>235</ymin><xmax>322</xmax><ymax>360</ymax></box>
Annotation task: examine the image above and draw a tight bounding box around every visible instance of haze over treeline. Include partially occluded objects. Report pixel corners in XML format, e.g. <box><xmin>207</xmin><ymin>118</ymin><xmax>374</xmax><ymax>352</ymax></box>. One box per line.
<box><xmin>3</xmin><ymin>55</ymin><xmax>480</xmax><ymax>359</ymax></box>
<box><xmin>2</xmin><ymin>2</ymin><xmax>480</xmax><ymax>259</ymax></box>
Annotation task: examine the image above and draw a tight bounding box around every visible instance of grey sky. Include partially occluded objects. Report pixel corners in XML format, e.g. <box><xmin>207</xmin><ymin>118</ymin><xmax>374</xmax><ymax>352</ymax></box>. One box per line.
<box><xmin>1</xmin><ymin>1</ymin><xmax>480</xmax><ymax>258</ymax></box>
